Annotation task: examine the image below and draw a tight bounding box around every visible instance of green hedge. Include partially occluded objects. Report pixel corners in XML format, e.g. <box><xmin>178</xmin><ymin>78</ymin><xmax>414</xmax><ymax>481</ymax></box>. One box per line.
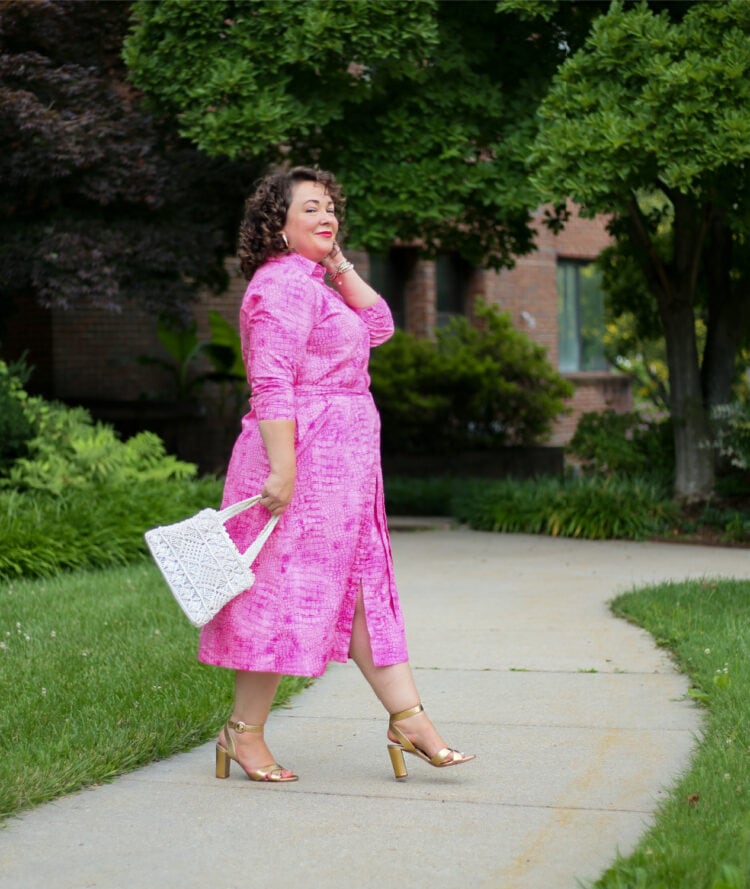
<box><xmin>0</xmin><ymin>477</ymin><xmax>223</xmax><ymax>579</ymax></box>
<box><xmin>386</xmin><ymin>474</ymin><xmax>679</xmax><ymax>541</ymax></box>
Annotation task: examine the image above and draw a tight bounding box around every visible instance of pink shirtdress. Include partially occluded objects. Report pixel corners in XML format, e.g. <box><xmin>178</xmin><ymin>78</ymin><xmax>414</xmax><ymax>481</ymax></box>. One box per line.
<box><xmin>198</xmin><ymin>252</ymin><xmax>408</xmax><ymax>677</ymax></box>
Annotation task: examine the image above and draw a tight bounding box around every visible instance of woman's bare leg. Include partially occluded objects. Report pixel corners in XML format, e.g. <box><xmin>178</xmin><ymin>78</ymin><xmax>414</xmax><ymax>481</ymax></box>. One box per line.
<box><xmin>220</xmin><ymin>670</ymin><xmax>294</xmax><ymax>775</ymax></box>
<box><xmin>233</xmin><ymin>669</ymin><xmax>281</xmax><ymax>721</ymax></box>
<box><xmin>348</xmin><ymin>591</ymin><xmax>453</xmax><ymax>757</ymax></box>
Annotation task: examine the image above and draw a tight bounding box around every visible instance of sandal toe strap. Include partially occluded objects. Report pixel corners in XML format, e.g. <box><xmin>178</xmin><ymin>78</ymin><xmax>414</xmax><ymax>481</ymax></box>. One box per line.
<box><xmin>432</xmin><ymin>747</ymin><xmax>473</xmax><ymax>766</ymax></box>
<box><xmin>250</xmin><ymin>762</ymin><xmax>296</xmax><ymax>782</ymax></box>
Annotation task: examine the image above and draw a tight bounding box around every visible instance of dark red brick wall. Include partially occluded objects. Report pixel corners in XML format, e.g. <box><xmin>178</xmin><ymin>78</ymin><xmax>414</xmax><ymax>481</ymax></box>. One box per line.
<box><xmin>50</xmin><ymin>302</ymin><xmax>164</xmax><ymax>401</ymax></box>
<box><xmin>1</xmin><ymin>294</ymin><xmax>56</xmax><ymax>396</ymax></box>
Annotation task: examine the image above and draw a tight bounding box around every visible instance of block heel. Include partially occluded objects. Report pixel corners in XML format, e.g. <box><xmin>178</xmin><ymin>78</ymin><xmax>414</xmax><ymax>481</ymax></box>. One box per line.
<box><xmin>216</xmin><ymin>742</ymin><xmax>231</xmax><ymax>778</ymax></box>
<box><xmin>388</xmin><ymin>744</ymin><xmax>409</xmax><ymax>780</ymax></box>
<box><xmin>387</xmin><ymin>704</ymin><xmax>475</xmax><ymax>780</ymax></box>
<box><xmin>215</xmin><ymin>719</ymin><xmax>298</xmax><ymax>783</ymax></box>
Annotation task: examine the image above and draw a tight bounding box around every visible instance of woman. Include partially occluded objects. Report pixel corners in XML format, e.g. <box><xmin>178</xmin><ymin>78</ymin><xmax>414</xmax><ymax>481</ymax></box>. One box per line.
<box><xmin>199</xmin><ymin>166</ymin><xmax>474</xmax><ymax>783</ymax></box>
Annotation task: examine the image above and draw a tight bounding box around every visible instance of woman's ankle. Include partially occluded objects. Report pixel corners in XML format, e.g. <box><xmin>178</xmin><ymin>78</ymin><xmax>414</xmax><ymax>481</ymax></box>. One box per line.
<box><xmin>390</xmin><ymin>708</ymin><xmax>446</xmax><ymax>753</ymax></box>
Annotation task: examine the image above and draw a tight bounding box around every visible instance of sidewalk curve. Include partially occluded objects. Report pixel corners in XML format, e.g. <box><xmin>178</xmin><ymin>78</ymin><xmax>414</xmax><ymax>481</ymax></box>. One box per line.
<box><xmin>1</xmin><ymin>529</ymin><xmax>747</xmax><ymax>889</ymax></box>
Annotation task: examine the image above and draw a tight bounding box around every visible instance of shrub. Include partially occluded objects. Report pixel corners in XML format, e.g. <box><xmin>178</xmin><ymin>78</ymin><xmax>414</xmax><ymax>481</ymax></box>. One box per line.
<box><xmin>0</xmin><ymin>364</ymin><xmax>221</xmax><ymax>578</ymax></box>
<box><xmin>711</xmin><ymin>402</ymin><xmax>750</xmax><ymax>472</ymax></box>
<box><xmin>453</xmin><ymin>475</ymin><xmax>677</xmax><ymax>541</ymax></box>
<box><xmin>383</xmin><ymin>477</ymin><xmax>457</xmax><ymax>516</ymax></box>
<box><xmin>0</xmin><ymin>358</ymin><xmax>35</xmax><ymax>472</ymax></box>
<box><xmin>370</xmin><ymin>301</ymin><xmax>573</xmax><ymax>455</ymax></box>
<box><xmin>1</xmin><ymin>395</ymin><xmax>196</xmax><ymax>495</ymax></box>
<box><xmin>135</xmin><ymin>310</ymin><xmax>247</xmax><ymax>401</ymax></box>
<box><xmin>369</xmin><ymin>331</ymin><xmax>445</xmax><ymax>454</ymax></box>
<box><xmin>567</xmin><ymin>409</ymin><xmax>674</xmax><ymax>479</ymax></box>
<box><xmin>0</xmin><ymin>476</ymin><xmax>223</xmax><ymax>579</ymax></box>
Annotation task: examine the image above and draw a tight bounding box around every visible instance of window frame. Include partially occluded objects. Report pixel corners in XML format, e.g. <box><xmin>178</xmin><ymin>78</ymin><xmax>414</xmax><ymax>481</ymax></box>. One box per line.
<box><xmin>556</xmin><ymin>258</ymin><xmax>608</xmax><ymax>374</ymax></box>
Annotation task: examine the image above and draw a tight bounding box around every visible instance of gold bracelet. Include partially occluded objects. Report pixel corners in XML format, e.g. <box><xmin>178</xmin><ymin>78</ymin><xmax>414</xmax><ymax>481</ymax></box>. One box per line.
<box><xmin>333</xmin><ymin>259</ymin><xmax>354</xmax><ymax>278</ymax></box>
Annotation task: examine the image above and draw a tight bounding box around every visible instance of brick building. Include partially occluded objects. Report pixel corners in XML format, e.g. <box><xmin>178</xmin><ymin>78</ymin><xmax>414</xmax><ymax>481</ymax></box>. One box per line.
<box><xmin>485</xmin><ymin>203</ymin><xmax>631</xmax><ymax>444</ymax></box>
<box><xmin>351</xmin><ymin>201</ymin><xmax>631</xmax><ymax>445</ymax></box>
<box><xmin>4</xmin><ymin>203</ymin><xmax>630</xmax><ymax>470</ymax></box>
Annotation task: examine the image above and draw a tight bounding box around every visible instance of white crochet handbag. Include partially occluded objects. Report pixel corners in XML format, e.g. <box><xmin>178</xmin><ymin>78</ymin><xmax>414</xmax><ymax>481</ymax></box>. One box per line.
<box><xmin>144</xmin><ymin>495</ymin><xmax>279</xmax><ymax>627</ymax></box>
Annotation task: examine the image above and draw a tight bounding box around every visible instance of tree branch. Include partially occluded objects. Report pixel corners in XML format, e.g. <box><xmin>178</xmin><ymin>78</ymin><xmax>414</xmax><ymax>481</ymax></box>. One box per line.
<box><xmin>688</xmin><ymin>203</ymin><xmax>713</xmax><ymax>301</ymax></box>
<box><xmin>626</xmin><ymin>191</ymin><xmax>672</xmax><ymax>302</ymax></box>
<box><xmin>672</xmin><ymin>192</ymin><xmax>712</xmax><ymax>303</ymax></box>
<box><xmin>656</xmin><ymin>177</ymin><xmax>678</xmax><ymax>206</ymax></box>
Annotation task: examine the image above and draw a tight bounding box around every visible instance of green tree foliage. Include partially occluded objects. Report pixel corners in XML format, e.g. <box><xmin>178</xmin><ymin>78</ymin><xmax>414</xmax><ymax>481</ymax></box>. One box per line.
<box><xmin>0</xmin><ymin>0</ymin><xmax>257</xmax><ymax>324</ymax></box>
<box><xmin>369</xmin><ymin>302</ymin><xmax>573</xmax><ymax>455</ymax></box>
<box><xmin>124</xmin><ymin>0</ymin><xmax>586</xmax><ymax>268</ymax></box>
<box><xmin>602</xmin><ymin>312</ymin><xmax>671</xmax><ymax>412</ymax></box>
<box><xmin>526</xmin><ymin>0</ymin><xmax>750</xmax><ymax>501</ymax></box>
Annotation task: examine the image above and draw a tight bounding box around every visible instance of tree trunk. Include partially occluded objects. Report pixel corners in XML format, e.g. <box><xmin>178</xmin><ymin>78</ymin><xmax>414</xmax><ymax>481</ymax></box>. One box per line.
<box><xmin>702</xmin><ymin>217</ymin><xmax>747</xmax><ymax>409</ymax></box>
<box><xmin>661</xmin><ymin>299</ymin><xmax>715</xmax><ymax>502</ymax></box>
<box><xmin>627</xmin><ymin>192</ymin><xmax>715</xmax><ymax>502</ymax></box>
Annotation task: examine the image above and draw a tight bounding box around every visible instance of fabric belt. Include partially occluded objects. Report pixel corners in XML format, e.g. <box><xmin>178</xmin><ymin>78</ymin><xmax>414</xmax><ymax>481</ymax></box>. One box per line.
<box><xmin>294</xmin><ymin>387</ymin><xmax>370</xmax><ymax>397</ymax></box>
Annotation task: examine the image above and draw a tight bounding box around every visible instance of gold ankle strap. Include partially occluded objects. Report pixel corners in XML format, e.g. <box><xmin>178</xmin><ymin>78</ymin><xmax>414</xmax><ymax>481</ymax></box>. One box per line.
<box><xmin>227</xmin><ymin>719</ymin><xmax>263</xmax><ymax>734</ymax></box>
<box><xmin>389</xmin><ymin>704</ymin><xmax>423</xmax><ymax>723</ymax></box>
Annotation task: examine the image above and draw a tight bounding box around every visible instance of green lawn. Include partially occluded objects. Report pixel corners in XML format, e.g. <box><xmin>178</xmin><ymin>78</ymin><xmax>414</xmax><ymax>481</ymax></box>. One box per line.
<box><xmin>591</xmin><ymin>578</ymin><xmax>750</xmax><ymax>889</ymax></box>
<box><xmin>0</xmin><ymin>561</ymin><xmax>309</xmax><ymax>819</ymax></box>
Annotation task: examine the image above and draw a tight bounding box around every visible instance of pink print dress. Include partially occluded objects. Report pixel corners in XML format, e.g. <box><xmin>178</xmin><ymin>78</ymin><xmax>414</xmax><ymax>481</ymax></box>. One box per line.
<box><xmin>198</xmin><ymin>252</ymin><xmax>408</xmax><ymax>677</ymax></box>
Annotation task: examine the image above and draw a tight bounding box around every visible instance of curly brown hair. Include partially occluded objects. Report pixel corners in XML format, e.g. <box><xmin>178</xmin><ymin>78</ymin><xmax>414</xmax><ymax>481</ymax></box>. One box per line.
<box><xmin>237</xmin><ymin>166</ymin><xmax>345</xmax><ymax>280</ymax></box>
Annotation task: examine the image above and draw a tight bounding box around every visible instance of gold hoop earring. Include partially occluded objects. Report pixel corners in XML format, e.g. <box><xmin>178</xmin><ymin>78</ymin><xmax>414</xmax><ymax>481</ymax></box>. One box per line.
<box><xmin>280</xmin><ymin>232</ymin><xmax>289</xmax><ymax>249</ymax></box>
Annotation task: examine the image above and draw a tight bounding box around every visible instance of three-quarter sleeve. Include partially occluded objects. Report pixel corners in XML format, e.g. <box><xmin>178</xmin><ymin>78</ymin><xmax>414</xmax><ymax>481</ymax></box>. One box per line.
<box><xmin>351</xmin><ymin>297</ymin><xmax>395</xmax><ymax>347</ymax></box>
<box><xmin>242</xmin><ymin>275</ymin><xmax>317</xmax><ymax>420</ymax></box>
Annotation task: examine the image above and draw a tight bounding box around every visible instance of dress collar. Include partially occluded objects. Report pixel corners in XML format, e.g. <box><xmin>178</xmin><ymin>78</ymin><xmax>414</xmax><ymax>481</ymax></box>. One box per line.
<box><xmin>271</xmin><ymin>252</ymin><xmax>326</xmax><ymax>280</ymax></box>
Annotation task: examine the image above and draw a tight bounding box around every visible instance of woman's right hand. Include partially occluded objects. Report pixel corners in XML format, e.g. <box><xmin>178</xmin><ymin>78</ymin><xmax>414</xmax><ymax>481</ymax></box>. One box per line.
<box><xmin>322</xmin><ymin>239</ymin><xmax>345</xmax><ymax>277</ymax></box>
<box><xmin>260</xmin><ymin>470</ymin><xmax>295</xmax><ymax>517</ymax></box>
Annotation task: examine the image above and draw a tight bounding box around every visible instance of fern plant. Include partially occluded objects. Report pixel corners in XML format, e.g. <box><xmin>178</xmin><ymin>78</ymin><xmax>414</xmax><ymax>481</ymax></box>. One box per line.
<box><xmin>1</xmin><ymin>394</ymin><xmax>195</xmax><ymax>495</ymax></box>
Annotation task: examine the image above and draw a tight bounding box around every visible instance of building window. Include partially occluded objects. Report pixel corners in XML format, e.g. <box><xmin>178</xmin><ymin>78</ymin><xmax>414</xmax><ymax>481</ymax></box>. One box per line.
<box><xmin>436</xmin><ymin>252</ymin><xmax>472</xmax><ymax>328</ymax></box>
<box><xmin>368</xmin><ymin>248</ymin><xmax>414</xmax><ymax>329</ymax></box>
<box><xmin>556</xmin><ymin>259</ymin><xmax>608</xmax><ymax>373</ymax></box>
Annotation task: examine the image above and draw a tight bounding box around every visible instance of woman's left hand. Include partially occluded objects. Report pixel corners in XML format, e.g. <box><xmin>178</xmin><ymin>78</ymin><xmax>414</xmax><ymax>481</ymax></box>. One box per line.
<box><xmin>323</xmin><ymin>240</ymin><xmax>345</xmax><ymax>276</ymax></box>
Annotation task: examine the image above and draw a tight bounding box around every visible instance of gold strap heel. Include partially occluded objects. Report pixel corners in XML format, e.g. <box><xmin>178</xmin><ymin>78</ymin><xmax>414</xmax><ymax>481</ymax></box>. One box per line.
<box><xmin>387</xmin><ymin>704</ymin><xmax>476</xmax><ymax>780</ymax></box>
<box><xmin>388</xmin><ymin>744</ymin><xmax>409</xmax><ymax>779</ymax></box>
<box><xmin>215</xmin><ymin>719</ymin><xmax>298</xmax><ymax>783</ymax></box>
<box><xmin>215</xmin><ymin>743</ymin><xmax>231</xmax><ymax>779</ymax></box>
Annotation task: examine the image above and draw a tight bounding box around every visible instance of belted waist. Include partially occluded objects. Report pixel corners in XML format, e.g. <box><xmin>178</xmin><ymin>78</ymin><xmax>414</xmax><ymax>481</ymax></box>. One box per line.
<box><xmin>294</xmin><ymin>386</ymin><xmax>370</xmax><ymax>397</ymax></box>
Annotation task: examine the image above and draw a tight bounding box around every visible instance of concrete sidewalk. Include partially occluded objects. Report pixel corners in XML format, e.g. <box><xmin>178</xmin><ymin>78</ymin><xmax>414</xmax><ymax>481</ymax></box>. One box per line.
<box><xmin>1</xmin><ymin>529</ymin><xmax>748</xmax><ymax>889</ymax></box>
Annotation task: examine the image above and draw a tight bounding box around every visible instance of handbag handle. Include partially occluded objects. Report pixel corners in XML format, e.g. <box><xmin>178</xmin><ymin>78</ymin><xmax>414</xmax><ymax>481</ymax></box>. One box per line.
<box><xmin>217</xmin><ymin>495</ymin><xmax>280</xmax><ymax>570</ymax></box>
